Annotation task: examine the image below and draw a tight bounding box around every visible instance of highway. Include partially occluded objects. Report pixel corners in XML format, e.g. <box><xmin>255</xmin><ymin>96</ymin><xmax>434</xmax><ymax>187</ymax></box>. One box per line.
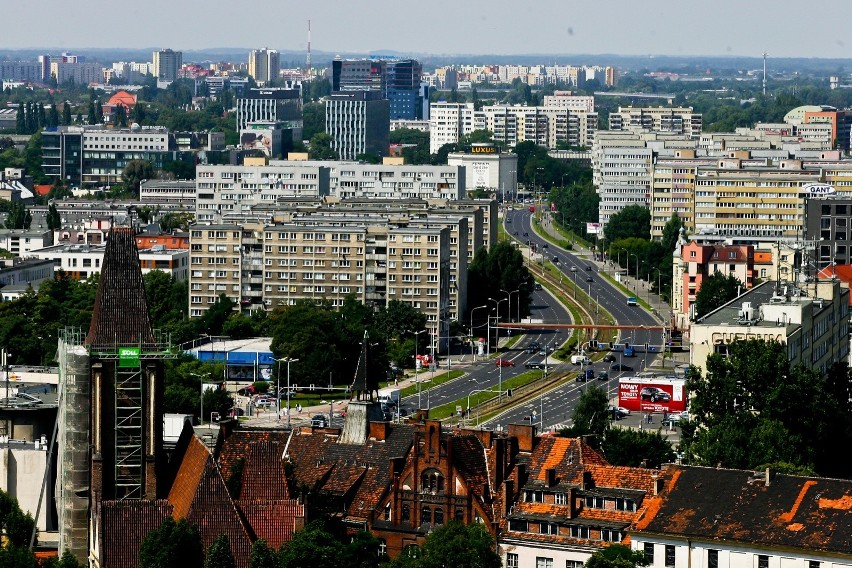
<box><xmin>477</xmin><ymin>207</ymin><xmax>665</xmax><ymax>430</ymax></box>
<box><xmin>397</xmin><ymin>285</ymin><xmax>574</xmax><ymax>418</ymax></box>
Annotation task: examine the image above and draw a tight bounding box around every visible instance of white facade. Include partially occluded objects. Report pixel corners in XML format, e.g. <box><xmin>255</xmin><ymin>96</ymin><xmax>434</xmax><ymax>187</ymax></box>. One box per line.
<box><xmin>429</xmin><ymin>102</ymin><xmax>484</xmax><ymax>154</ymax></box>
<box><xmin>247</xmin><ymin>48</ymin><xmax>280</xmax><ymax>84</ymax></box>
<box><xmin>593</xmin><ymin>142</ymin><xmax>653</xmax><ymax>226</ymax></box>
<box><xmin>447</xmin><ymin>151</ymin><xmax>517</xmax><ymax>199</ymax></box>
<box><xmin>330</xmin><ymin>163</ymin><xmax>465</xmax><ymax>200</ymax></box>
<box><xmin>28</xmin><ymin>244</ymin><xmax>189</xmax><ymax>281</ymax></box>
<box><xmin>152</xmin><ymin>49</ymin><xmax>182</xmax><ymax>81</ymax></box>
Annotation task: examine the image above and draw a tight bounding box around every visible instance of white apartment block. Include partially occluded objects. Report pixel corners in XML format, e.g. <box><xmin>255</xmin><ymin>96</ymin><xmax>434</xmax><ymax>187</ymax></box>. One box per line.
<box><xmin>0</xmin><ymin>229</ymin><xmax>53</xmax><ymax>256</ymax></box>
<box><xmin>49</xmin><ymin>62</ymin><xmax>103</xmax><ymax>85</ymax></box>
<box><xmin>330</xmin><ymin>163</ymin><xmax>465</xmax><ymax>200</ymax></box>
<box><xmin>429</xmin><ymin>102</ymin><xmax>485</xmax><ymax>154</ymax></box>
<box><xmin>195</xmin><ymin>163</ymin><xmax>331</xmax><ymax>222</ymax></box>
<box><xmin>593</xmin><ymin>143</ymin><xmax>654</xmax><ymax>226</ymax></box>
<box><xmin>140</xmin><ymin>180</ymin><xmax>196</xmax><ymax>206</ymax></box>
<box><xmin>28</xmin><ymin>243</ymin><xmax>189</xmax><ymax>281</ymax></box>
<box><xmin>247</xmin><ymin>48</ymin><xmax>280</xmax><ymax>85</ymax></box>
<box><xmin>542</xmin><ymin>92</ymin><xmax>595</xmax><ymax>113</ymax></box>
<box><xmin>609</xmin><ymin>106</ymin><xmax>702</xmax><ymax>139</ymax></box>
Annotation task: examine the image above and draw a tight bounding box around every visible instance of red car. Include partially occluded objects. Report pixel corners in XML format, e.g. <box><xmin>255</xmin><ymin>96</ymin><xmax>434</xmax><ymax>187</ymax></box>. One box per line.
<box><xmin>496</xmin><ymin>358</ymin><xmax>515</xmax><ymax>367</ymax></box>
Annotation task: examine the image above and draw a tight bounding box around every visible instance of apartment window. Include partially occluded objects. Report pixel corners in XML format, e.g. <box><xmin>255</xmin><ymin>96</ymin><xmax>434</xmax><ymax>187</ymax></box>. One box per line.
<box><xmin>506</xmin><ymin>553</ymin><xmax>519</xmax><ymax>568</ymax></box>
<box><xmin>808</xmin><ymin>562</ymin><xmax>819</xmax><ymax>568</ymax></box>
<box><xmin>644</xmin><ymin>543</ymin><xmax>655</xmax><ymax>564</ymax></box>
<box><xmin>536</xmin><ymin>559</ymin><xmax>554</xmax><ymax>568</ymax></box>
<box><xmin>708</xmin><ymin>550</ymin><xmax>718</xmax><ymax>568</ymax></box>
<box><xmin>567</xmin><ymin>562</ymin><xmax>584</xmax><ymax>568</ymax></box>
<box><xmin>524</xmin><ymin>490</ymin><xmax>544</xmax><ymax>503</ymax></box>
<box><xmin>757</xmin><ymin>556</ymin><xmax>769</xmax><ymax>568</ymax></box>
<box><xmin>554</xmin><ymin>493</ymin><xmax>567</xmax><ymax>505</ymax></box>
<box><xmin>665</xmin><ymin>545</ymin><xmax>675</xmax><ymax>567</ymax></box>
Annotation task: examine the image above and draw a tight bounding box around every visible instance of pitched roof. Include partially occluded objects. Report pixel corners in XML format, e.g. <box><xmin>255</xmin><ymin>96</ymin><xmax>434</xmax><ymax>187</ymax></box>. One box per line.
<box><xmin>168</xmin><ymin>435</ymin><xmax>209</xmax><ymax>519</ymax></box>
<box><xmin>633</xmin><ymin>465</ymin><xmax>852</xmax><ymax>555</ymax></box>
<box><xmin>106</xmin><ymin>90</ymin><xmax>137</xmax><ymax>108</ymax></box>
<box><xmin>98</xmin><ymin>499</ymin><xmax>173</xmax><ymax>568</ymax></box>
<box><xmin>236</xmin><ymin>500</ymin><xmax>305</xmax><ymax>550</ymax></box>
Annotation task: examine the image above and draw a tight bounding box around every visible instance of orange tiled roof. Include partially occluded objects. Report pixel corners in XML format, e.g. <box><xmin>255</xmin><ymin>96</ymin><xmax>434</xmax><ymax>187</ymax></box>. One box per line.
<box><xmin>106</xmin><ymin>90</ymin><xmax>137</xmax><ymax>108</ymax></box>
<box><xmin>168</xmin><ymin>435</ymin><xmax>209</xmax><ymax>519</ymax></box>
<box><xmin>237</xmin><ymin>500</ymin><xmax>304</xmax><ymax>550</ymax></box>
<box><xmin>583</xmin><ymin>463</ymin><xmax>658</xmax><ymax>493</ymax></box>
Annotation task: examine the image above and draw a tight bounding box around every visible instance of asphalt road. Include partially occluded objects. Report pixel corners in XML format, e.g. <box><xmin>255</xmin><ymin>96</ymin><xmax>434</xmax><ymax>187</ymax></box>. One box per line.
<box><xmin>398</xmin><ymin>285</ymin><xmax>574</xmax><ymax>416</ymax></box>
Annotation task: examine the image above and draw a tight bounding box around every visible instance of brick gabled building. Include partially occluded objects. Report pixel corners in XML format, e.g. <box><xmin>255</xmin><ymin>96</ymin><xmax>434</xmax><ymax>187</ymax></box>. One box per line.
<box><xmin>499</xmin><ymin>427</ymin><xmax>660</xmax><ymax>568</ymax></box>
<box><xmin>629</xmin><ymin>465</ymin><xmax>852</xmax><ymax>568</ymax></box>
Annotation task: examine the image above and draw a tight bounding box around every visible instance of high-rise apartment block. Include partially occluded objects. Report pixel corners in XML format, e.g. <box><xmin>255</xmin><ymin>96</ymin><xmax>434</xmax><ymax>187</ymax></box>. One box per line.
<box><xmin>152</xmin><ymin>49</ymin><xmax>182</xmax><ymax>81</ymax></box>
<box><xmin>247</xmin><ymin>48</ymin><xmax>280</xmax><ymax>85</ymax></box>
<box><xmin>609</xmin><ymin>106</ymin><xmax>702</xmax><ymax>139</ymax></box>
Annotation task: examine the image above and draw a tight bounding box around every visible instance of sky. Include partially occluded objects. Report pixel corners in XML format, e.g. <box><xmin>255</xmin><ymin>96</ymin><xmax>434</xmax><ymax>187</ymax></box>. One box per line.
<box><xmin>4</xmin><ymin>0</ymin><xmax>851</xmax><ymax>60</ymax></box>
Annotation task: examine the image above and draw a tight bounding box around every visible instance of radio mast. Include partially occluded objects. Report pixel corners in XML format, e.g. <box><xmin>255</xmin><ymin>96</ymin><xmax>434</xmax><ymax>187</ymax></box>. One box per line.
<box><xmin>306</xmin><ymin>19</ymin><xmax>312</xmax><ymax>82</ymax></box>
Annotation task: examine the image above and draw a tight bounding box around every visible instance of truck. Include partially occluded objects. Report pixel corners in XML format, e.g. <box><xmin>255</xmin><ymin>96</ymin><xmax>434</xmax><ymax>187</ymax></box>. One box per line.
<box><xmin>163</xmin><ymin>414</ymin><xmax>194</xmax><ymax>444</ymax></box>
<box><xmin>570</xmin><ymin>354</ymin><xmax>591</xmax><ymax>365</ymax></box>
<box><xmin>377</xmin><ymin>388</ymin><xmax>400</xmax><ymax>408</ymax></box>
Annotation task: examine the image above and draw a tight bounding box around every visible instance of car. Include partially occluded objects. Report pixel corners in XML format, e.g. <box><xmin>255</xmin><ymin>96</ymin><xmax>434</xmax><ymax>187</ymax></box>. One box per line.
<box><xmin>552</xmin><ymin>256</ymin><xmax>559</xmax><ymax>263</ymax></box>
<box><xmin>542</xmin><ymin>243</ymin><xmax>548</xmax><ymax>248</ymax></box>
<box><xmin>640</xmin><ymin>387</ymin><xmax>671</xmax><ymax>403</ymax></box>
<box><xmin>496</xmin><ymin>358</ymin><xmax>515</xmax><ymax>367</ymax></box>
<box><xmin>524</xmin><ymin>232</ymin><xmax>529</xmax><ymax>237</ymax></box>
<box><xmin>570</xmin><ymin>266</ymin><xmax>577</xmax><ymax>272</ymax></box>
<box><xmin>507</xmin><ymin>218</ymin><xmax>512</xmax><ymax>223</ymax></box>
<box><xmin>597</xmin><ymin>371</ymin><xmax>609</xmax><ymax>381</ymax></box>
<box><xmin>526</xmin><ymin>341</ymin><xmax>541</xmax><ymax>354</ymax></box>
<box><xmin>610</xmin><ymin>363</ymin><xmax>633</xmax><ymax>372</ymax></box>
<box><xmin>603</xmin><ymin>354</ymin><xmax>616</xmax><ymax>363</ymax></box>
<box><xmin>514</xmin><ymin>231</ymin><xmax>519</xmax><ymax>235</ymax></box>
<box><xmin>534</xmin><ymin>283</ymin><xmax>542</xmax><ymax>290</ymax></box>
<box><xmin>311</xmin><ymin>414</ymin><xmax>328</xmax><ymax>427</ymax></box>
<box><xmin>237</xmin><ymin>385</ymin><xmax>256</xmax><ymax>396</ymax></box>
<box><xmin>609</xmin><ymin>406</ymin><xmax>631</xmax><ymax>419</ymax></box>
<box><xmin>525</xmin><ymin>361</ymin><xmax>547</xmax><ymax>370</ymax></box>
<box><xmin>624</xmin><ymin>345</ymin><xmax>635</xmax><ymax>357</ymax></box>
<box><xmin>585</xmin><ymin>275</ymin><xmax>593</xmax><ymax>282</ymax></box>
<box><xmin>255</xmin><ymin>398</ymin><xmax>274</xmax><ymax>408</ymax></box>
<box><xmin>585</xmin><ymin>265</ymin><xmax>592</xmax><ymax>271</ymax></box>
<box><xmin>627</xmin><ymin>297</ymin><xmax>638</xmax><ymax>306</ymax></box>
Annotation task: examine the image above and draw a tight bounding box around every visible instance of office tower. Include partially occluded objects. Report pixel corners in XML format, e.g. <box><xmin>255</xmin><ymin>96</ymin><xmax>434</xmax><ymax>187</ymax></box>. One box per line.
<box><xmin>325</xmin><ymin>91</ymin><xmax>389</xmax><ymax>160</ymax></box>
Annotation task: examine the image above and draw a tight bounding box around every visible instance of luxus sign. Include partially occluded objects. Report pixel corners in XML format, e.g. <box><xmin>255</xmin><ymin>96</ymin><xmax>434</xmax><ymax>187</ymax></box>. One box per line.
<box><xmin>802</xmin><ymin>183</ymin><xmax>836</xmax><ymax>196</ymax></box>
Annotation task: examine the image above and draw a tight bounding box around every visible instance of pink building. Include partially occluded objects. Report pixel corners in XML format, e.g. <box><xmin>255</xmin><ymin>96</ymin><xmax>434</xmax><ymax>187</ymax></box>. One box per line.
<box><xmin>678</xmin><ymin>241</ymin><xmax>756</xmax><ymax>321</ymax></box>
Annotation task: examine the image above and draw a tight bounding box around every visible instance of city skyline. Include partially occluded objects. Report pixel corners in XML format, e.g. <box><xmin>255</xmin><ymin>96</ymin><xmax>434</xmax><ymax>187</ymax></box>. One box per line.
<box><xmin>3</xmin><ymin>0</ymin><xmax>851</xmax><ymax>60</ymax></box>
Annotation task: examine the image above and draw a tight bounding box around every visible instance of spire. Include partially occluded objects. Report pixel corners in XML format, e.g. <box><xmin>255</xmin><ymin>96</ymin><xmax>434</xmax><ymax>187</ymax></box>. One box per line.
<box><xmin>85</xmin><ymin>225</ymin><xmax>155</xmax><ymax>348</ymax></box>
<box><xmin>350</xmin><ymin>330</ymin><xmax>378</xmax><ymax>401</ymax></box>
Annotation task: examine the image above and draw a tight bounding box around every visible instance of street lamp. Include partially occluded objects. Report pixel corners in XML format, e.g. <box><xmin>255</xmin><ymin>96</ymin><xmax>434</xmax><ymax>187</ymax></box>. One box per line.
<box><xmin>503</xmin><ymin>288</ymin><xmax>521</xmax><ymax>323</ymax></box>
<box><xmin>469</xmin><ymin>306</ymin><xmax>488</xmax><ymax>361</ymax></box>
<box><xmin>628</xmin><ymin>253</ymin><xmax>639</xmax><ymax>279</ymax></box>
<box><xmin>273</xmin><ymin>357</ymin><xmax>299</xmax><ymax>428</ymax></box>
<box><xmin>408</xmin><ymin>329</ymin><xmax>427</xmax><ymax>408</ymax></box>
<box><xmin>190</xmin><ymin>372</ymin><xmax>208</xmax><ymax>426</ymax></box>
<box><xmin>488</xmin><ymin>297</ymin><xmax>509</xmax><ymax>355</ymax></box>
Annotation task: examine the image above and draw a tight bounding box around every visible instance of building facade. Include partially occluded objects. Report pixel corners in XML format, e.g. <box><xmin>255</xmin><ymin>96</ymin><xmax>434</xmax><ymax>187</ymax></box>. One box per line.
<box><xmin>235</xmin><ymin>88</ymin><xmax>302</xmax><ymax>131</ymax></box>
<box><xmin>326</xmin><ymin>91</ymin><xmax>389</xmax><ymax>160</ymax></box>
<box><xmin>152</xmin><ymin>49</ymin><xmax>182</xmax><ymax>81</ymax></box>
<box><xmin>609</xmin><ymin>106</ymin><xmax>702</xmax><ymax>139</ymax></box>
<box><xmin>247</xmin><ymin>48</ymin><xmax>280</xmax><ymax>85</ymax></box>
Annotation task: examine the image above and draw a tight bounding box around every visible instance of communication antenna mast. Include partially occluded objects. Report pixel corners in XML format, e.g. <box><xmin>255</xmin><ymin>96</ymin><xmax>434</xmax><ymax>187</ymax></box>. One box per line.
<box><xmin>762</xmin><ymin>51</ymin><xmax>767</xmax><ymax>95</ymax></box>
<box><xmin>306</xmin><ymin>19</ymin><xmax>312</xmax><ymax>82</ymax></box>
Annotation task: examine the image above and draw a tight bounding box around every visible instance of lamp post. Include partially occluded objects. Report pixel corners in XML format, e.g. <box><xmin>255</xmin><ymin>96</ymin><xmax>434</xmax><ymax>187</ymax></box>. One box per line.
<box><xmin>190</xmin><ymin>372</ymin><xmax>208</xmax><ymax>426</ymax></box>
<box><xmin>488</xmin><ymin>297</ymin><xmax>508</xmax><ymax>355</ymax></box>
<box><xmin>628</xmin><ymin>253</ymin><xmax>639</xmax><ymax>280</ymax></box>
<box><xmin>411</xmin><ymin>329</ymin><xmax>427</xmax><ymax>408</ymax></box>
<box><xmin>469</xmin><ymin>306</ymin><xmax>488</xmax><ymax>361</ymax></box>
<box><xmin>273</xmin><ymin>357</ymin><xmax>299</xmax><ymax>428</ymax></box>
<box><xmin>503</xmin><ymin>288</ymin><xmax>521</xmax><ymax>323</ymax></box>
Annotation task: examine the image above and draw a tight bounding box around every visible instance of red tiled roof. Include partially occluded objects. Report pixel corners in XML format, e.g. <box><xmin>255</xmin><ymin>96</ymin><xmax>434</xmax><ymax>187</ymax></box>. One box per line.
<box><xmin>99</xmin><ymin>499</ymin><xmax>173</xmax><ymax>568</ymax></box>
<box><xmin>168</xmin><ymin>435</ymin><xmax>208</xmax><ymax>519</ymax></box>
<box><xmin>583</xmin><ymin>464</ymin><xmax>658</xmax><ymax>493</ymax></box>
<box><xmin>106</xmin><ymin>90</ymin><xmax>137</xmax><ymax>108</ymax></box>
<box><xmin>236</xmin><ymin>500</ymin><xmax>304</xmax><ymax>550</ymax></box>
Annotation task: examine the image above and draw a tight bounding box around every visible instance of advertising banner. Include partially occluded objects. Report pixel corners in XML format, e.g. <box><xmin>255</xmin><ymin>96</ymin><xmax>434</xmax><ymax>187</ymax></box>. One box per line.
<box><xmin>586</xmin><ymin>222</ymin><xmax>602</xmax><ymax>235</ymax></box>
<box><xmin>618</xmin><ymin>377</ymin><xmax>686</xmax><ymax>413</ymax></box>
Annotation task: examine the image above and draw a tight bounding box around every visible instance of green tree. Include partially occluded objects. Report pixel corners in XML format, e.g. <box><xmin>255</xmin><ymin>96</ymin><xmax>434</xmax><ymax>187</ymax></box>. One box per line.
<box><xmin>121</xmin><ymin>159</ymin><xmax>155</xmax><ymax>195</ymax></box>
<box><xmin>570</xmin><ymin>385</ymin><xmax>609</xmax><ymax>439</ymax></box>
<box><xmin>138</xmin><ymin>517</ymin><xmax>204</xmax><ymax>568</ymax></box>
<box><xmin>248</xmin><ymin>539</ymin><xmax>277</xmax><ymax>568</ymax></box>
<box><xmin>301</xmin><ymin>102</ymin><xmax>325</xmax><ymax>141</ymax></box>
<box><xmin>693</xmin><ymin>272</ymin><xmax>743</xmax><ymax>320</ymax></box>
<box><xmin>550</xmin><ymin>182</ymin><xmax>599</xmax><ymax>237</ymax></box>
<box><xmin>25</xmin><ymin>102</ymin><xmax>35</xmax><ymax>134</ymax></box>
<box><xmin>15</xmin><ymin>104</ymin><xmax>25</xmax><ymax>134</ymax></box>
<box><xmin>308</xmin><ymin>132</ymin><xmax>339</xmax><ymax>160</ymax></box>
<box><xmin>114</xmin><ymin>104</ymin><xmax>128</xmax><ymax>128</ymax></box>
<box><xmin>0</xmin><ymin>545</ymin><xmax>37</xmax><ymax>568</ymax></box>
<box><xmin>585</xmin><ymin>544</ymin><xmax>649</xmax><ymax>568</ymax></box>
<box><xmin>278</xmin><ymin>520</ymin><xmax>345</xmax><ymax>567</ymax></box>
<box><xmin>203</xmin><ymin>387</ymin><xmax>235</xmax><ymax>421</ymax></box>
<box><xmin>603</xmin><ymin>205</ymin><xmax>651</xmax><ymax>243</ymax></box>
<box><xmin>601</xmin><ymin>427</ymin><xmax>675</xmax><ymax>469</ymax></box>
<box><xmin>466</xmin><ymin>241</ymin><xmax>535</xmax><ymax>328</ymax></box>
<box><xmin>87</xmin><ymin>100</ymin><xmax>96</xmax><ymax>125</ymax></box>
<box><xmin>204</xmin><ymin>534</ymin><xmax>235</xmax><ymax>568</ymax></box>
<box><xmin>390</xmin><ymin>521</ymin><xmax>500</xmax><ymax>568</ymax></box>
<box><xmin>47</xmin><ymin>104</ymin><xmax>60</xmax><ymax>129</ymax></box>
<box><xmin>133</xmin><ymin>102</ymin><xmax>147</xmax><ymax>124</ymax></box>
<box><xmin>5</xmin><ymin>202</ymin><xmax>27</xmax><ymax>230</ymax></box>
<box><xmin>61</xmin><ymin>102</ymin><xmax>72</xmax><ymax>126</ymax></box>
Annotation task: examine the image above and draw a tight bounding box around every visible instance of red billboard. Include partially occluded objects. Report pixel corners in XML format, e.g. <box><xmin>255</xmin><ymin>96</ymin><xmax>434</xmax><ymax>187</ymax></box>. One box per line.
<box><xmin>618</xmin><ymin>377</ymin><xmax>687</xmax><ymax>414</ymax></box>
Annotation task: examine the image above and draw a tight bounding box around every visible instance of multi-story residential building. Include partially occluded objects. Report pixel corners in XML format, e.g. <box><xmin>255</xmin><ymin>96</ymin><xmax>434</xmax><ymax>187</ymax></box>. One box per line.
<box><xmin>0</xmin><ymin>258</ymin><xmax>57</xmax><ymax>300</ymax></box>
<box><xmin>593</xmin><ymin>140</ymin><xmax>654</xmax><ymax>226</ymax></box>
<box><xmin>152</xmin><ymin>49</ymin><xmax>182</xmax><ymax>81</ymax></box>
<box><xmin>235</xmin><ymin>88</ymin><xmax>302</xmax><ymax>131</ymax></box>
<box><xmin>139</xmin><ymin>180</ymin><xmax>197</xmax><ymax>206</ymax></box>
<box><xmin>688</xmin><ymin>279</ymin><xmax>849</xmax><ymax>375</ymax></box>
<box><xmin>195</xmin><ymin>163</ymin><xmax>331</xmax><ymax>222</ymax></box>
<box><xmin>429</xmin><ymin>102</ymin><xmax>484</xmax><ymax>154</ymax></box>
<box><xmin>188</xmin><ymin>223</ymin><xmax>242</xmax><ymax>313</ymax></box>
<box><xmin>805</xmin><ymin>196</ymin><xmax>852</xmax><ymax>268</ymax></box>
<box><xmin>325</xmin><ymin>91</ymin><xmax>389</xmax><ymax>160</ymax></box>
<box><xmin>609</xmin><ymin>106</ymin><xmax>702</xmax><ymax>139</ymax></box>
<box><xmin>0</xmin><ymin>229</ymin><xmax>53</xmax><ymax>255</ymax></box>
<box><xmin>330</xmin><ymin>163</ymin><xmax>465</xmax><ymax>200</ymax></box>
<box><xmin>630</xmin><ymin>465</ymin><xmax>852</xmax><ymax>568</ymax></box>
<box><xmin>0</xmin><ymin>61</ymin><xmax>41</xmax><ymax>82</ymax></box>
<box><xmin>247</xmin><ymin>48</ymin><xmax>280</xmax><ymax>85</ymax></box>
<box><xmin>542</xmin><ymin>92</ymin><xmax>595</xmax><ymax>113</ymax></box>
<box><xmin>28</xmin><ymin>242</ymin><xmax>189</xmax><ymax>281</ymax></box>
<box><xmin>49</xmin><ymin>61</ymin><xmax>103</xmax><ymax>85</ymax></box>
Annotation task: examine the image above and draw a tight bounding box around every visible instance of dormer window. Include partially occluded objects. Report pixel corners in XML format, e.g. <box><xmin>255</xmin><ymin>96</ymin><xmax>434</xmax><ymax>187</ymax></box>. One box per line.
<box><xmin>421</xmin><ymin>469</ymin><xmax>444</xmax><ymax>493</ymax></box>
<box><xmin>524</xmin><ymin>489</ymin><xmax>544</xmax><ymax>503</ymax></box>
<box><xmin>554</xmin><ymin>493</ymin><xmax>567</xmax><ymax>505</ymax></box>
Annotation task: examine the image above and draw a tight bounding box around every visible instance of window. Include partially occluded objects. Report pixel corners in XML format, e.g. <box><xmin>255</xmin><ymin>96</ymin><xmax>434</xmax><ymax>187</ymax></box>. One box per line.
<box><xmin>567</xmin><ymin>562</ymin><xmax>584</xmax><ymax>568</ymax></box>
<box><xmin>455</xmin><ymin>508</ymin><xmax>464</xmax><ymax>522</ymax></box>
<box><xmin>506</xmin><ymin>554</ymin><xmax>519</xmax><ymax>568</ymax></box>
<box><xmin>421</xmin><ymin>506</ymin><xmax>432</xmax><ymax>525</ymax></box>
<box><xmin>536</xmin><ymin>558</ymin><xmax>554</xmax><ymax>568</ymax></box>
<box><xmin>508</xmin><ymin>519</ymin><xmax>528</xmax><ymax>532</ymax></box>
<box><xmin>644</xmin><ymin>543</ymin><xmax>655</xmax><ymax>564</ymax></box>
<box><xmin>402</xmin><ymin>504</ymin><xmax>410</xmax><ymax>522</ymax></box>
<box><xmin>708</xmin><ymin>550</ymin><xmax>718</xmax><ymax>568</ymax></box>
<box><xmin>665</xmin><ymin>545</ymin><xmax>675</xmax><ymax>567</ymax></box>
<box><xmin>525</xmin><ymin>490</ymin><xmax>544</xmax><ymax>502</ymax></box>
<box><xmin>808</xmin><ymin>562</ymin><xmax>819</xmax><ymax>568</ymax></box>
<box><xmin>758</xmin><ymin>556</ymin><xmax>769</xmax><ymax>568</ymax></box>
<box><xmin>555</xmin><ymin>492</ymin><xmax>567</xmax><ymax>505</ymax></box>
<box><xmin>434</xmin><ymin>508</ymin><xmax>444</xmax><ymax>525</ymax></box>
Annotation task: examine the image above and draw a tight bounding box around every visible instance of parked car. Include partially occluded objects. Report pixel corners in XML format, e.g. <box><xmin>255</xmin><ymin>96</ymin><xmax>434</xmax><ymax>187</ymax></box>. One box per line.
<box><xmin>610</xmin><ymin>363</ymin><xmax>633</xmax><ymax>372</ymax></box>
<box><xmin>534</xmin><ymin>283</ymin><xmax>542</xmax><ymax>290</ymax></box>
<box><xmin>603</xmin><ymin>354</ymin><xmax>616</xmax><ymax>363</ymax></box>
<box><xmin>496</xmin><ymin>358</ymin><xmax>515</xmax><ymax>367</ymax></box>
<box><xmin>640</xmin><ymin>387</ymin><xmax>671</xmax><ymax>403</ymax></box>
<box><xmin>597</xmin><ymin>371</ymin><xmax>609</xmax><ymax>381</ymax></box>
<box><xmin>311</xmin><ymin>414</ymin><xmax>328</xmax><ymax>428</ymax></box>
<box><xmin>609</xmin><ymin>406</ymin><xmax>631</xmax><ymax>419</ymax></box>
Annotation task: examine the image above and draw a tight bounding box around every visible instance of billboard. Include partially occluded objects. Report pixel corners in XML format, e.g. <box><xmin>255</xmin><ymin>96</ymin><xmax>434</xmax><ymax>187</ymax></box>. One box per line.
<box><xmin>618</xmin><ymin>376</ymin><xmax>686</xmax><ymax>414</ymax></box>
<box><xmin>586</xmin><ymin>222</ymin><xmax>602</xmax><ymax>235</ymax></box>
<box><xmin>802</xmin><ymin>183</ymin><xmax>836</xmax><ymax>196</ymax></box>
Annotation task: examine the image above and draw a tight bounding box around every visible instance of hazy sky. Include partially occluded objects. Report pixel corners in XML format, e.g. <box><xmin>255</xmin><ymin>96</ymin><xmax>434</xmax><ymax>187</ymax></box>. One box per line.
<box><xmin>5</xmin><ymin>0</ymin><xmax>852</xmax><ymax>59</ymax></box>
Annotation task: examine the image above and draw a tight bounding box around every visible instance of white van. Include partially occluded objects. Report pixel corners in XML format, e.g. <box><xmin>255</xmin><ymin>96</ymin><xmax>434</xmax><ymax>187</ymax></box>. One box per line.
<box><xmin>570</xmin><ymin>355</ymin><xmax>591</xmax><ymax>365</ymax></box>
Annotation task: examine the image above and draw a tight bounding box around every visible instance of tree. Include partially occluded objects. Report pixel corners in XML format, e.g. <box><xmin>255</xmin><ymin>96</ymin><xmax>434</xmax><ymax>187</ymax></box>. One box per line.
<box><xmin>389</xmin><ymin>521</ymin><xmax>501</xmax><ymax>568</ymax></box>
<box><xmin>5</xmin><ymin>202</ymin><xmax>27</xmax><ymax>230</ymax></box>
<box><xmin>46</xmin><ymin>549</ymin><xmax>86</xmax><ymax>568</ymax></box>
<box><xmin>570</xmin><ymin>385</ymin><xmax>609</xmax><ymax>439</ymax></box>
<box><xmin>121</xmin><ymin>159</ymin><xmax>155</xmax><ymax>195</ymax></box>
<box><xmin>87</xmin><ymin>100</ymin><xmax>96</xmax><ymax>125</ymax></box>
<box><xmin>138</xmin><ymin>517</ymin><xmax>203</xmax><ymax>568</ymax></box>
<box><xmin>133</xmin><ymin>102</ymin><xmax>147</xmax><ymax>124</ymax></box>
<box><xmin>308</xmin><ymin>133</ymin><xmax>339</xmax><ymax>160</ymax></box>
<box><xmin>466</xmin><ymin>241</ymin><xmax>535</xmax><ymax>327</ymax></box>
<box><xmin>693</xmin><ymin>272</ymin><xmax>743</xmax><ymax>320</ymax></box>
<box><xmin>248</xmin><ymin>539</ymin><xmax>277</xmax><ymax>568</ymax></box>
<box><xmin>61</xmin><ymin>102</ymin><xmax>72</xmax><ymax>126</ymax></box>
<box><xmin>603</xmin><ymin>205</ymin><xmax>651</xmax><ymax>243</ymax></box>
<box><xmin>301</xmin><ymin>102</ymin><xmax>325</xmax><ymax>140</ymax></box>
<box><xmin>204</xmin><ymin>534</ymin><xmax>235</xmax><ymax>568</ymax></box>
<box><xmin>278</xmin><ymin>520</ymin><xmax>346</xmax><ymax>567</ymax></box>
<box><xmin>114</xmin><ymin>104</ymin><xmax>128</xmax><ymax>128</ymax></box>
<box><xmin>602</xmin><ymin>427</ymin><xmax>676</xmax><ymax>469</ymax></box>
<box><xmin>15</xmin><ymin>104</ymin><xmax>25</xmax><ymax>135</ymax></box>
<box><xmin>585</xmin><ymin>544</ymin><xmax>649</xmax><ymax>568</ymax></box>
<box><xmin>47</xmin><ymin>104</ymin><xmax>60</xmax><ymax>129</ymax></box>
